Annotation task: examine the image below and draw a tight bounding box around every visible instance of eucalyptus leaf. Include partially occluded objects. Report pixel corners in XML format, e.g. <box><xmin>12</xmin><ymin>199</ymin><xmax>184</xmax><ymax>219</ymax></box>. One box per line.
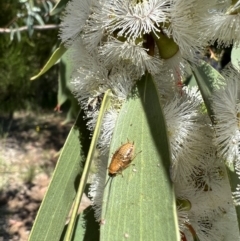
<box><xmin>57</xmin><ymin>52</ymin><xmax>78</xmax><ymax>122</ymax></box>
<box><xmin>64</xmin><ymin>89</ymin><xmax>111</xmax><ymax>241</ymax></box>
<box><xmin>100</xmin><ymin>74</ymin><xmax>179</xmax><ymax>241</ymax></box>
<box><xmin>58</xmin><ymin>53</ymin><xmax>73</xmax><ymax>106</ymax></box>
<box><xmin>34</xmin><ymin>13</ymin><xmax>45</xmax><ymax>25</ymax></box>
<box><xmin>59</xmin><ymin>185</ymin><xmax>100</xmax><ymax>241</ymax></box>
<box><xmin>191</xmin><ymin>61</ymin><xmax>225</xmax><ymax>123</ymax></box>
<box><xmin>50</xmin><ymin>0</ymin><xmax>70</xmax><ymax>16</ymax></box>
<box><xmin>192</xmin><ymin>61</ymin><xmax>240</xmax><ymax>233</ymax></box>
<box><xmin>184</xmin><ymin>74</ymin><xmax>197</xmax><ymax>88</ymax></box>
<box><xmin>31</xmin><ymin>43</ymin><xmax>67</xmax><ymax>80</ymax></box>
<box><xmin>71</xmin><ymin>205</ymin><xmax>100</xmax><ymax>241</ymax></box>
<box><xmin>10</xmin><ymin>27</ymin><xmax>14</xmax><ymax>41</ymax></box>
<box><xmin>16</xmin><ymin>28</ymin><xmax>21</xmax><ymax>42</ymax></box>
<box><xmin>28</xmin><ymin>110</ymin><xmax>91</xmax><ymax>241</ymax></box>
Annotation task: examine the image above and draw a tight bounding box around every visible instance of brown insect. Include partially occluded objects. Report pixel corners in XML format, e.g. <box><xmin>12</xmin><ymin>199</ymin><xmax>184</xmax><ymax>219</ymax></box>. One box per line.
<box><xmin>108</xmin><ymin>140</ymin><xmax>137</xmax><ymax>177</ymax></box>
<box><xmin>102</xmin><ymin>141</ymin><xmax>141</xmax><ymax>219</ymax></box>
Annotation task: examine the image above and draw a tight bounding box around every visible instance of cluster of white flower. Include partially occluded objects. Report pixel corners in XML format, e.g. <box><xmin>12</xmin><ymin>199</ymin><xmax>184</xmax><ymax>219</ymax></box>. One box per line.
<box><xmin>60</xmin><ymin>0</ymin><xmax>240</xmax><ymax>240</ymax></box>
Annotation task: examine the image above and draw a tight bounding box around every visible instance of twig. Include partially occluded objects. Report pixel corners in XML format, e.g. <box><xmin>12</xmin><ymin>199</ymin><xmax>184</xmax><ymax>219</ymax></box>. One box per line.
<box><xmin>0</xmin><ymin>24</ymin><xmax>59</xmax><ymax>33</ymax></box>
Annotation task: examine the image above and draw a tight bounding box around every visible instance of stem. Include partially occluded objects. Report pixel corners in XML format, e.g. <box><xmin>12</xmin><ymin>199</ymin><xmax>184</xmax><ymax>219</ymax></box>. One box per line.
<box><xmin>0</xmin><ymin>24</ymin><xmax>59</xmax><ymax>34</ymax></box>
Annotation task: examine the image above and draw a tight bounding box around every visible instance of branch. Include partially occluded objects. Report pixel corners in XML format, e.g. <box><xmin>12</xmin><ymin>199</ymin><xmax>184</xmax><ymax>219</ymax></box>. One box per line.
<box><xmin>0</xmin><ymin>24</ymin><xmax>59</xmax><ymax>33</ymax></box>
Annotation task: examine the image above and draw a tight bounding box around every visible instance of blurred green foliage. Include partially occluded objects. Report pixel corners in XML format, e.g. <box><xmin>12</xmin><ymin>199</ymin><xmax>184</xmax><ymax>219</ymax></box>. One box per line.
<box><xmin>0</xmin><ymin>0</ymin><xmax>61</xmax><ymax>115</ymax></box>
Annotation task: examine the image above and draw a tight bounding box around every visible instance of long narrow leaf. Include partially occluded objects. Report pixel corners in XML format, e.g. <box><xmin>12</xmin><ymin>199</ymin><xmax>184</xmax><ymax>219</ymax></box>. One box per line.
<box><xmin>31</xmin><ymin>43</ymin><xmax>67</xmax><ymax>80</ymax></box>
<box><xmin>100</xmin><ymin>74</ymin><xmax>179</xmax><ymax>240</ymax></box>
<box><xmin>28</xmin><ymin>110</ymin><xmax>91</xmax><ymax>241</ymax></box>
<box><xmin>71</xmin><ymin>203</ymin><xmax>100</xmax><ymax>240</ymax></box>
<box><xmin>64</xmin><ymin>89</ymin><xmax>111</xmax><ymax>241</ymax></box>
<box><xmin>192</xmin><ymin>61</ymin><xmax>240</xmax><ymax>233</ymax></box>
<box><xmin>59</xmin><ymin>185</ymin><xmax>100</xmax><ymax>241</ymax></box>
<box><xmin>191</xmin><ymin>61</ymin><xmax>225</xmax><ymax>123</ymax></box>
<box><xmin>50</xmin><ymin>0</ymin><xmax>70</xmax><ymax>16</ymax></box>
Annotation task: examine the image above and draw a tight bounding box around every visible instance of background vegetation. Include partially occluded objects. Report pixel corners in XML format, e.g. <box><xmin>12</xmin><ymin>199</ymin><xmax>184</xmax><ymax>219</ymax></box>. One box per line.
<box><xmin>0</xmin><ymin>0</ymin><xmax>60</xmax><ymax>116</ymax></box>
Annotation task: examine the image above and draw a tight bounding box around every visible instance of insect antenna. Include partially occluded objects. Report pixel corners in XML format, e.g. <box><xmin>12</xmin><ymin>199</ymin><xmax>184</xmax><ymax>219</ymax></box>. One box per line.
<box><xmin>104</xmin><ymin>176</ymin><xmax>112</xmax><ymax>189</ymax></box>
<box><xmin>103</xmin><ymin>175</ymin><xmax>114</xmax><ymax>219</ymax></box>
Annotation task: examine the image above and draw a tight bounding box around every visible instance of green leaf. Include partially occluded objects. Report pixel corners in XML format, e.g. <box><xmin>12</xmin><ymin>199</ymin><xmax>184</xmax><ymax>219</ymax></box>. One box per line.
<box><xmin>50</xmin><ymin>0</ymin><xmax>70</xmax><ymax>16</ymax></box>
<box><xmin>191</xmin><ymin>61</ymin><xmax>225</xmax><ymax>123</ymax></box>
<box><xmin>71</xmin><ymin>205</ymin><xmax>100</xmax><ymax>241</ymax></box>
<box><xmin>31</xmin><ymin>43</ymin><xmax>67</xmax><ymax>80</ymax></box>
<box><xmin>58</xmin><ymin>53</ymin><xmax>73</xmax><ymax>106</ymax></box>
<box><xmin>183</xmin><ymin>74</ymin><xmax>197</xmax><ymax>88</ymax></box>
<box><xmin>101</xmin><ymin>74</ymin><xmax>179</xmax><ymax>241</ymax></box>
<box><xmin>231</xmin><ymin>43</ymin><xmax>240</xmax><ymax>71</ymax></box>
<box><xmin>57</xmin><ymin>53</ymin><xmax>79</xmax><ymax>122</ymax></box>
<box><xmin>192</xmin><ymin>61</ymin><xmax>240</xmax><ymax>234</ymax></box>
<box><xmin>59</xmin><ymin>185</ymin><xmax>100</xmax><ymax>241</ymax></box>
<box><xmin>28</xmin><ymin>110</ymin><xmax>91</xmax><ymax>241</ymax></box>
<box><xmin>64</xmin><ymin>90</ymin><xmax>111</xmax><ymax>241</ymax></box>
